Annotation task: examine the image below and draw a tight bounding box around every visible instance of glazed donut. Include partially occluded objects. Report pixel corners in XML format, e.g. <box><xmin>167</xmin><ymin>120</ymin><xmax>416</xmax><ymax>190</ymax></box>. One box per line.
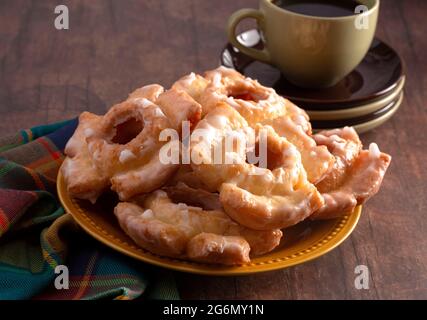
<box><xmin>203</xmin><ymin>67</ymin><xmax>335</xmax><ymax>183</ymax></box>
<box><xmin>202</xmin><ymin>67</ymin><xmax>281</xmax><ymax>122</ymax></box>
<box><xmin>172</xmin><ymin>72</ymin><xmax>210</xmax><ymax>108</ymax></box>
<box><xmin>190</xmin><ymin>103</ymin><xmax>324</xmax><ymax>230</ymax></box>
<box><xmin>203</xmin><ymin>67</ymin><xmax>311</xmax><ymax>131</ymax></box>
<box><xmin>127</xmin><ymin>83</ymin><xmax>164</xmax><ymax>102</ymax></box>
<box><xmin>261</xmin><ymin>115</ymin><xmax>334</xmax><ymax>184</ymax></box>
<box><xmin>314</xmin><ymin>127</ymin><xmax>362</xmax><ymax>192</ymax></box>
<box><xmin>114</xmin><ymin>189</ymin><xmax>283</xmax><ymax>265</ymax></box>
<box><xmin>174</xmin><ymin>67</ymin><xmax>333</xmax><ymax>183</ymax></box>
<box><xmin>85</xmin><ymin>94</ymin><xmax>178</xmax><ymax>200</ymax></box>
<box><xmin>168</xmin><ymin>164</ymin><xmax>215</xmax><ymax>192</ymax></box>
<box><xmin>89</xmin><ymin>85</ymin><xmax>203</xmax><ymax>201</ymax></box>
<box><xmin>189</xmin><ymin>103</ymin><xmax>251</xmax><ymax>191</ymax></box>
<box><xmin>61</xmin><ymin>112</ymin><xmax>109</xmax><ymax>203</ymax></box>
<box><xmin>63</xmin><ymin>83</ymin><xmax>202</xmax><ymax>202</ymax></box>
<box><xmin>174</xmin><ymin>67</ymin><xmax>301</xmax><ymax>128</ymax></box>
<box><xmin>165</xmin><ymin>181</ymin><xmax>222</xmax><ymax>210</ymax></box>
<box><xmin>155</xmin><ymin>88</ymin><xmax>202</xmax><ymax>132</ymax></box>
<box><xmin>311</xmin><ymin>127</ymin><xmax>391</xmax><ymax>219</ymax></box>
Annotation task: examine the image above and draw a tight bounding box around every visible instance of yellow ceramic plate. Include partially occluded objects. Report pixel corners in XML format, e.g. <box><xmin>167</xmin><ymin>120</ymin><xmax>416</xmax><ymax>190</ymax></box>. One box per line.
<box><xmin>57</xmin><ymin>171</ymin><xmax>362</xmax><ymax>276</ymax></box>
<box><xmin>307</xmin><ymin>76</ymin><xmax>405</xmax><ymax>121</ymax></box>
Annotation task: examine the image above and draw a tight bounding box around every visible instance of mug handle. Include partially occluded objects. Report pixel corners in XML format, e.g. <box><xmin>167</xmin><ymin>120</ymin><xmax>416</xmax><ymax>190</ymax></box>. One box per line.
<box><xmin>227</xmin><ymin>8</ymin><xmax>271</xmax><ymax>63</ymax></box>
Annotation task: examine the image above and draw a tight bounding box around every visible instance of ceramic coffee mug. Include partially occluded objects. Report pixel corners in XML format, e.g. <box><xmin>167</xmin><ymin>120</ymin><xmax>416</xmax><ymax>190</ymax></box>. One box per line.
<box><xmin>227</xmin><ymin>0</ymin><xmax>379</xmax><ymax>88</ymax></box>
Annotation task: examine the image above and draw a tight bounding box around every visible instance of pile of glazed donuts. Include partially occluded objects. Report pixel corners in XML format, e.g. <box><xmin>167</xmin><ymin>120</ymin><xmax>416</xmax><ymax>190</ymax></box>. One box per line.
<box><xmin>61</xmin><ymin>67</ymin><xmax>391</xmax><ymax>265</ymax></box>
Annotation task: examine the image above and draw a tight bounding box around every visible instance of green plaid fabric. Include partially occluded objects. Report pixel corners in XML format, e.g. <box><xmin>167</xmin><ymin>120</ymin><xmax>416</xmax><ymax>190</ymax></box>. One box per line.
<box><xmin>0</xmin><ymin>119</ymin><xmax>180</xmax><ymax>300</ymax></box>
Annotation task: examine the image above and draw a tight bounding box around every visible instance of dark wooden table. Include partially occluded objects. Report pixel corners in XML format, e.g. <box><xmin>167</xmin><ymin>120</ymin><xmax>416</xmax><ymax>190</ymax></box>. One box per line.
<box><xmin>1</xmin><ymin>0</ymin><xmax>426</xmax><ymax>299</ymax></box>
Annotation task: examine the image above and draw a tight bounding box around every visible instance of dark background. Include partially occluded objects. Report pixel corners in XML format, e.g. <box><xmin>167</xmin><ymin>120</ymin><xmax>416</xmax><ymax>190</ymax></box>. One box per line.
<box><xmin>0</xmin><ymin>0</ymin><xmax>426</xmax><ymax>299</ymax></box>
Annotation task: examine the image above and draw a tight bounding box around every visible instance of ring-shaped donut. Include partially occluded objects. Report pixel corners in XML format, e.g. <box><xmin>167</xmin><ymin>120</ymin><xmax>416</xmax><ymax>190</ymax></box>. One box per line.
<box><xmin>85</xmin><ymin>97</ymin><xmax>176</xmax><ymax>200</ymax></box>
<box><xmin>174</xmin><ymin>67</ymin><xmax>334</xmax><ymax>183</ymax></box>
<box><xmin>190</xmin><ymin>103</ymin><xmax>324</xmax><ymax>230</ymax></box>
<box><xmin>311</xmin><ymin>127</ymin><xmax>391</xmax><ymax>219</ymax></box>
<box><xmin>61</xmin><ymin>111</ymin><xmax>109</xmax><ymax>203</ymax></box>
<box><xmin>114</xmin><ymin>188</ymin><xmax>283</xmax><ymax>265</ymax></box>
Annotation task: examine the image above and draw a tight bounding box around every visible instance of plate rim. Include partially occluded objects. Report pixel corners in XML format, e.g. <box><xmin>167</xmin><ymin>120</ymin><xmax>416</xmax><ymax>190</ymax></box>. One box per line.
<box><xmin>57</xmin><ymin>171</ymin><xmax>362</xmax><ymax>276</ymax></box>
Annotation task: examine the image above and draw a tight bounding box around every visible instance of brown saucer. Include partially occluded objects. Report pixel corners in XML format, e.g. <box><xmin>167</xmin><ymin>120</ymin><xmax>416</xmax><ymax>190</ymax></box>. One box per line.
<box><xmin>221</xmin><ymin>29</ymin><xmax>404</xmax><ymax>109</ymax></box>
<box><xmin>312</xmin><ymin>91</ymin><xmax>402</xmax><ymax>130</ymax></box>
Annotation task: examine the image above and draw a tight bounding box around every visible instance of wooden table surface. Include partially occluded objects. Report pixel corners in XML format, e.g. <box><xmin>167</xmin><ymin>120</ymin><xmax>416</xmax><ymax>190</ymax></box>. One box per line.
<box><xmin>1</xmin><ymin>0</ymin><xmax>426</xmax><ymax>299</ymax></box>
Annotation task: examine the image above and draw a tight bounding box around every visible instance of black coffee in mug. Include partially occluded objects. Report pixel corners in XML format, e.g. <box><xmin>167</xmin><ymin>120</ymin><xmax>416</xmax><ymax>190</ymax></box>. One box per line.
<box><xmin>273</xmin><ymin>0</ymin><xmax>361</xmax><ymax>17</ymax></box>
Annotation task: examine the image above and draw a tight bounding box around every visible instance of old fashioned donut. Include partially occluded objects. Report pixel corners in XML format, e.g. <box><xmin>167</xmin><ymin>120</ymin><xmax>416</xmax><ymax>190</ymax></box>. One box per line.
<box><xmin>61</xmin><ymin>112</ymin><xmax>109</xmax><ymax>203</ymax></box>
<box><xmin>311</xmin><ymin>127</ymin><xmax>391</xmax><ymax>219</ymax></box>
<box><xmin>202</xmin><ymin>66</ymin><xmax>285</xmax><ymax>124</ymax></box>
<box><xmin>174</xmin><ymin>67</ymin><xmax>334</xmax><ymax>183</ymax></box>
<box><xmin>114</xmin><ymin>189</ymin><xmax>283</xmax><ymax>265</ymax></box>
<box><xmin>168</xmin><ymin>164</ymin><xmax>214</xmax><ymax>192</ymax></box>
<box><xmin>174</xmin><ymin>67</ymin><xmax>298</xmax><ymax>127</ymax></box>
<box><xmin>190</xmin><ymin>103</ymin><xmax>324</xmax><ymax>230</ymax></box>
<box><xmin>92</xmin><ymin>87</ymin><xmax>201</xmax><ymax>201</ymax></box>
<box><xmin>314</xmin><ymin>127</ymin><xmax>362</xmax><ymax>192</ymax></box>
<box><xmin>172</xmin><ymin>72</ymin><xmax>210</xmax><ymax>108</ymax></box>
<box><xmin>127</xmin><ymin>83</ymin><xmax>164</xmax><ymax>102</ymax></box>
<box><xmin>63</xmin><ymin>84</ymin><xmax>203</xmax><ymax>202</ymax></box>
<box><xmin>85</xmin><ymin>94</ymin><xmax>177</xmax><ymax>201</ymax></box>
<box><xmin>203</xmin><ymin>67</ymin><xmax>334</xmax><ymax>183</ymax></box>
<box><xmin>155</xmin><ymin>88</ymin><xmax>202</xmax><ymax>131</ymax></box>
<box><xmin>165</xmin><ymin>181</ymin><xmax>222</xmax><ymax>210</ymax></box>
<box><xmin>261</xmin><ymin>115</ymin><xmax>334</xmax><ymax>184</ymax></box>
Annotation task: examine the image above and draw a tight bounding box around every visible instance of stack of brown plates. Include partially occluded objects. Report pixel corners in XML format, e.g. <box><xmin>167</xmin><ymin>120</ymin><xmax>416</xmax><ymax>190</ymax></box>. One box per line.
<box><xmin>221</xmin><ymin>29</ymin><xmax>404</xmax><ymax>133</ymax></box>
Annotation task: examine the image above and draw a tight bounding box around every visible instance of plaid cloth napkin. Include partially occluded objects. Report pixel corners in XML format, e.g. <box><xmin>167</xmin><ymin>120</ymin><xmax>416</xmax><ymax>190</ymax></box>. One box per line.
<box><xmin>0</xmin><ymin>119</ymin><xmax>179</xmax><ymax>300</ymax></box>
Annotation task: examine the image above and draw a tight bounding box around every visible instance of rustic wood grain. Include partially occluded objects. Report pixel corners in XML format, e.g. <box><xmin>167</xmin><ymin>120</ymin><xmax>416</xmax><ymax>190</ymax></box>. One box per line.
<box><xmin>0</xmin><ymin>0</ymin><xmax>426</xmax><ymax>299</ymax></box>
